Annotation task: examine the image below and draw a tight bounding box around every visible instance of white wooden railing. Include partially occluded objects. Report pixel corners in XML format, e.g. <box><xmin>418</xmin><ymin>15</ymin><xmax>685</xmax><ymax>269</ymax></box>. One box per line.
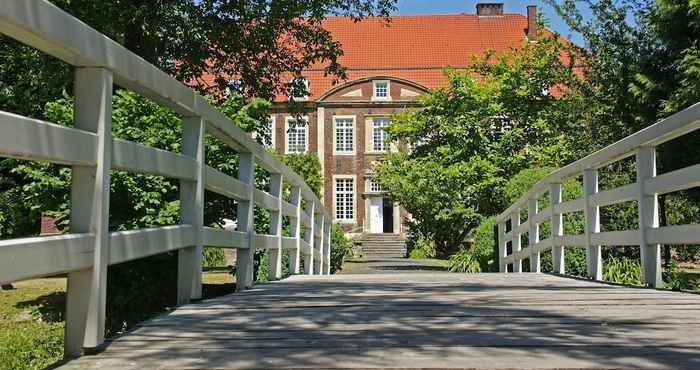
<box><xmin>0</xmin><ymin>0</ymin><xmax>334</xmax><ymax>357</ymax></box>
<box><xmin>497</xmin><ymin>102</ymin><xmax>700</xmax><ymax>288</ymax></box>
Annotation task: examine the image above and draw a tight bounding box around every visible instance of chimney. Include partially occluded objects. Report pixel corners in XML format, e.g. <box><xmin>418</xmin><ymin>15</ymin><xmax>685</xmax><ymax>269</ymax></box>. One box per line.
<box><xmin>476</xmin><ymin>3</ymin><xmax>504</xmax><ymax>16</ymax></box>
<box><xmin>527</xmin><ymin>5</ymin><xmax>538</xmax><ymax>41</ymax></box>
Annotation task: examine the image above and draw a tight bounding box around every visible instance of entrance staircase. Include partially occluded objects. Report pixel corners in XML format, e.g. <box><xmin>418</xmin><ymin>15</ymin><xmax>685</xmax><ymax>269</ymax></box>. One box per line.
<box><xmin>354</xmin><ymin>233</ymin><xmax>407</xmax><ymax>258</ymax></box>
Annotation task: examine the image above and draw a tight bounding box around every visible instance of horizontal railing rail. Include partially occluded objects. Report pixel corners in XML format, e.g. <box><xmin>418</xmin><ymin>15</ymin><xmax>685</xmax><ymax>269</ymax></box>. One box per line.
<box><xmin>497</xmin><ymin>101</ymin><xmax>700</xmax><ymax>287</ymax></box>
<box><xmin>0</xmin><ymin>0</ymin><xmax>334</xmax><ymax>358</ymax></box>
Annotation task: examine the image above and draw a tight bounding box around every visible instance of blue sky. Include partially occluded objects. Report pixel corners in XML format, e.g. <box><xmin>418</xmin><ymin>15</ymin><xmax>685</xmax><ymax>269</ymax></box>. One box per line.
<box><xmin>393</xmin><ymin>0</ymin><xmax>587</xmax><ymax>46</ymax></box>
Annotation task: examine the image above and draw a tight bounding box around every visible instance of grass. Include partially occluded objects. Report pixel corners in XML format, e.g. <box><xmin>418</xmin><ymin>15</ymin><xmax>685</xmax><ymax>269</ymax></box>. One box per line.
<box><xmin>340</xmin><ymin>257</ymin><xmax>448</xmax><ymax>274</ymax></box>
<box><xmin>0</xmin><ymin>270</ymin><xmax>236</xmax><ymax>370</ymax></box>
<box><xmin>0</xmin><ymin>278</ymin><xmax>66</xmax><ymax>370</ymax></box>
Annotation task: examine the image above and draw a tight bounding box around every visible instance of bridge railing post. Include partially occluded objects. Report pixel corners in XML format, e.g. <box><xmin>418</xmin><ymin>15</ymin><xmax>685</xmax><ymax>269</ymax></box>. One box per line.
<box><xmin>583</xmin><ymin>169</ymin><xmax>602</xmax><ymax>280</ymax></box>
<box><xmin>314</xmin><ymin>214</ymin><xmax>325</xmax><ymax>274</ymax></box>
<box><xmin>288</xmin><ymin>186</ymin><xmax>302</xmax><ymax>274</ymax></box>
<box><xmin>303</xmin><ymin>201</ymin><xmax>316</xmax><ymax>274</ymax></box>
<box><xmin>65</xmin><ymin>67</ymin><xmax>113</xmax><ymax>357</ymax></box>
<box><xmin>497</xmin><ymin>221</ymin><xmax>507</xmax><ymax>273</ymax></box>
<box><xmin>268</xmin><ymin>173</ymin><xmax>284</xmax><ymax>280</ymax></box>
<box><xmin>324</xmin><ymin>221</ymin><xmax>331</xmax><ymax>275</ymax></box>
<box><xmin>236</xmin><ymin>153</ymin><xmax>256</xmax><ymax>291</ymax></box>
<box><xmin>511</xmin><ymin>211</ymin><xmax>522</xmax><ymax>272</ymax></box>
<box><xmin>177</xmin><ymin>116</ymin><xmax>205</xmax><ymax>305</ymax></box>
<box><xmin>528</xmin><ymin>198</ymin><xmax>540</xmax><ymax>273</ymax></box>
<box><xmin>636</xmin><ymin>146</ymin><xmax>662</xmax><ymax>287</ymax></box>
<box><xmin>550</xmin><ymin>183</ymin><xmax>565</xmax><ymax>274</ymax></box>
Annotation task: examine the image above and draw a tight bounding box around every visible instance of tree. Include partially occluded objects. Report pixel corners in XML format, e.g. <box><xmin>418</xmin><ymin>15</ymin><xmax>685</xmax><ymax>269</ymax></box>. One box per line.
<box><xmin>375</xmin><ymin>34</ymin><xmax>589</xmax><ymax>250</ymax></box>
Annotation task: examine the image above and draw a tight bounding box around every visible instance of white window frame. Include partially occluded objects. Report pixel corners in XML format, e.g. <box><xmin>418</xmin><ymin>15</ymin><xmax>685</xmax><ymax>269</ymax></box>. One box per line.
<box><xmin>333</xmin><ymin>175</ymin><xmax>356</xmax><ymax>223</ymax></box>
<box><xmin>332</xmin><ymin>115</ymin><xmax>356</xmax><ymax>156</ymax></box>
<box><xmin>285</xmin><ymin>116</ymin><xmax>309</xmax><ymax>154</ymax></box>
<box><xmin>371</xmin><ymin>117</ymin><xmax>390</xmax><ymax>153</ymax></box>
<box><xmin>372</xmin><ymin>80</ymin><xmax>391</xmax><ymax>101</ymax></box>
<box><xmin>367</xmin><ymin>179</ymin><xmax>383</xmax><ymax>193</ymax></box>
<box><xmin>289</xmin><ymin>77</ymin><xmax>309</xmax><ymax>101</ymax></box>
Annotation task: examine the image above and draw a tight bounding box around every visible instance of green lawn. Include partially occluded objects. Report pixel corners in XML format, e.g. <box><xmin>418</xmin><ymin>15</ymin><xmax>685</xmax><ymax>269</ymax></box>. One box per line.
<box><xmin>0</xmin><ymin>270</ymin><xmax>235</xmax><ymax>370</ymax></box>
<box><xmin>0</xmin><ymin>278</ymin><xmax>66</xmax><ymax>370</ymax></box>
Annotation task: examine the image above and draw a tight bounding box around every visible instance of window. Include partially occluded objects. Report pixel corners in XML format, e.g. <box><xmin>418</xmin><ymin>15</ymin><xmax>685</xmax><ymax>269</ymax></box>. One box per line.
<box><xmin>289</xmin><ymin>77</ymin><xmax>309</xmax><ymax>101</ymax></box>
<box><xmin>254</xmin><ymin>116</ymin><xmax>274</xmax><ymax>147</ymax></box>
<box><xmin>335</xmin><ymin>178</ymin><xmax>354</xmax><ymax>221</ymax></box>
<box><xmin>285</xmin><ymin>117</ymin><xmax>307</xmax><ymax>153</ymax></box>
<box><xmin>369</xmin><ymin>180</ymin><xmax>382</xmax><ymax>192</ymax></box>
<box><xmin>372</xmin><ymin>117</ymin><xmax>390</xmax><ymax>152</ymax></box>
<box><xmin>334</xmin><ymin>116</ymin><xmax>354</xmax><ymax>154</ymax></box>
<box><xmin>373</xmin><ymin>80</ymin><xmax>390</xmax><ymax>100</ymax></box>
<box><xmin>225</xmin><ymin>78</ymin><xmax>242</xmax><ymax>96</ymax></box>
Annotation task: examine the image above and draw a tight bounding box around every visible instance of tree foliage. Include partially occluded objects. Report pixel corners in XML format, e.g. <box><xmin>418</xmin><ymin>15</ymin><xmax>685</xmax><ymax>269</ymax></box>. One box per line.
<box><xmin>375</xmin><ymin>34</ymin><xmax>588</xmax><ymax>250</ymax></box>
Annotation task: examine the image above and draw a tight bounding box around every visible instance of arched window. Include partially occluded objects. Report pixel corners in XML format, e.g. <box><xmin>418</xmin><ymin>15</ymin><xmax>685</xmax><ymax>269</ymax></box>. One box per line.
<box><xmin>289</xmin><ymin>77</ymin><xmax>309</xmax><ymax>101</ymax></box>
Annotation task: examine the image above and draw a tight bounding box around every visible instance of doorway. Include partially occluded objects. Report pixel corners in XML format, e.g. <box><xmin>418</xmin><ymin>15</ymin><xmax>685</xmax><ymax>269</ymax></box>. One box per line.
<box><xmin>369</xmin><ymin>197</ymin><xmax>394</xmax><ymax>234</ymax></box>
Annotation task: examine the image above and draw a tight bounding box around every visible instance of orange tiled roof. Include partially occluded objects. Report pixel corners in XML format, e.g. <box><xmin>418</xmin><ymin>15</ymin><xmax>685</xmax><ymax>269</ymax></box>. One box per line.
<box><xmin>295</xmin><ymin>14</ymin><xmax>531</xmax><ymax>101</ymax></box>
<box><xmin>202</xmin><ymin>13</ymin><xmax>535</xmax><ymax>101</ymax></box>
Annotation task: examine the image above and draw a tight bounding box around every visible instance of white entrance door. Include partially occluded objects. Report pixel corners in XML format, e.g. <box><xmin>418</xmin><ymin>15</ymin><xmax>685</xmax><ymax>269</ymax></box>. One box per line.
<box><xmin>369</xmin><ymin>197</ymin><xmax>383</xmax><ymax>233</ymax></box>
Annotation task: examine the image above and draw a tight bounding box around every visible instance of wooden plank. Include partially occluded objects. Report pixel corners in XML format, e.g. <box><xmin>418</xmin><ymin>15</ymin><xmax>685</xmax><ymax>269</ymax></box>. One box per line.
<box><xmin>112</xmin><ymin>139</ymin><xmax>197</xmax><ymax>180</ymax></box>
<box><xmin>253</xmin><ymin>233</ymin><xmax>278</xmax><ymax>250</ymax></box>
<box><xmin>109</xmin><ymin>225</ymin><xmax>195</xmax><ymax>265</ymax></box>
<box><xmin>0</xmin><ymin>111</ymin><xmax>96</xmax><ymax>165</ymax></box>
<box><xmin>648</xmin><ymin>224</ymin><xmax>700</xmax><ymax>245</ymax></box>
<box><xmin>0</xmin><ymin>234</ymin><xmax>94</xmax><ymax>283</ymax></box>
<box><xmin>253</xmin><ymin>188</ymin><xmax>280</xmax><ymax>211</ymax></box>
<box><xmin>589</xmin><ymin>183</ymin><xmax>637</xmax><ymax>207</ymax></box>
<box><xmin>590</xmin><ymin>230</ymin><xmax>639</xmax><ymax>246</ymax></box>
<box><xmin>645</xmin><ymin>162</ymin><xmax>700</xmax><ymax>195</ymax></box>
<box><xmin>554</xmin><ymin>197</ymin><xmax>585</xmax><ymax>215</ymax></box>
<box><xmin>204</xmin><ymin>166</ymin><xmax>250</xmax><ymax>200</ymax></box>
<box><xmin>281</xmin><ymin>201</ymin><xmax>297</xmax><ymax>218</ymax></box>
<box><xmin>202</xmin><ymin>227</ymin><xmax>248</xmax><ymax>249</ymax></box>
<box><xmin>58</xmin><ymin>273</ymin><xmax>700</xmax><ymax>370</ymax></box>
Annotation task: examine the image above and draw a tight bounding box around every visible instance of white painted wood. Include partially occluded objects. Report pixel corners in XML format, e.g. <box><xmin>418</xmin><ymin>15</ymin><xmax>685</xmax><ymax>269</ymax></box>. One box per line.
<box><xmin>281</xmin><ymin>237</ymin><xmax>297</xmax><ymax>250</ymax></box>
<box><xmin>583</xmin><ymin>169</ymin><xmax>602</xmax><ymax>281</ymax></box>
<box><xmin>299</xmin><ymin>239</ymin><xmax>312</xmax><ymax>256</ymax></box>
<box><xmin>304</xmin><ymin>201</ymin><xmax>316</xmax><ymax>275</ymax></box>
<box><xmin>236</xmin><ymin>153</ymin><xmax>255</xmax><ymax>291</ymax></box>
<box><xmin>288</xmin><ymin>186</ymin><xmax>302</xmax><ymax>274</ymax></box>
<box><xmin>589</xmin><ymin>183</ymin><xmax>637</xmax><ymax>207</ymax></box>
<box><xmin>204</xmin><ymin>166</ymin><xmax>250</xmax><ymax>201</ymax></box>
<box><xmin>530</xmin><ymin>206</ymin><xmax>550</xmax><ymax>225</ymax></box>
<box><xmin>527</xmin><ymin>199</ymin><xmax>540</xmax><ymax>273</ymax></box>
<box><xmin>324</xmin><ymin>222</ymin><xmax>332</xmax><ymax>275</ymax></box>
<box><xmin>300</xmin><ymin>208</ymin><xmax>312</xmax><ymax>228</ymax></box>
<box><xmin>559</xmin><ymin>234</ymin><xmax>587</xmax><ymax>247</ymax></box>
<box><xmin>314</xmin><ymin>215</ymin><xmax>325</xmax><ymax>275</ymax></box>
<box><xmin>644</xmin><ymin>162</ymin><xmax>700</xmax><ymax>195</ymax></box>
<box><xmin>553</xmin><ymin>197</ymin><xmax>585</xmax><ymax>215</ymax></box>
<box><xmin>498</xmin><ymin>101</ymin><xmax>700</xmax><ymax>222</ymax></box>
<box><xmin>109</xmin><ymin>226</ymin><xmax>195</xmax><ymax>265</ymax></box>
<box><xmin>549</xmin><ymin>183</ymin><xmax>564</xmax><ymax>274</ymax></box>
<box><xmin>177</xmin><ymin>116</ymin><xmax>205</xmax><ymax>304</ymax></box>
<box><xmin>648</xmin><ymin>224</ymin><xmax>700</xmax><ymax>245</ymax></box>
<box><xmin>267</xmin><ymin>174</ymin><xmax>283</xmax><ymax>280</ymax></box>
<box><xmin>281</xmin><ymin>200</ymin><xmax>297</xmax><ymax>218</ymax></box>
<box><xmin>511</xmin><ymin>212</ymin><xmax>522</xmax><ymax>273</ymax></box>
<box><xmin>65</xmin><ymin>68</ymin><xmax>112</xmax><ymax>356</ymax></box>
<box><xmin>203</xmin><ymin>227</ymin><xmax>248</xmax><ymax>249</ymax></box>
<box><xmin>0</xmin><ymin>111</ymin><xmax>96</xmax><ymax>165</ymax></box>
<box><xmin>0</xmin><ymin>234</ymin><xmax>94</xmax><ymax>284</ymax></box>
<box><xmin>253</xmin><ymin>234</ymin><xmax>279</xmax><ymax>250</ymax></box>
<box><xmin>636</xmin><ymin>147</ymin><xmax>662</xmax><ymax>288</ymax></box>
<box><xmin>112</xmin><ymin>139</ymin><xmax>197</xmax><ymax>181</ymax></box>
<box><xmin>254</xmin><ymin>188</ymin><xmax>280</xmax><ymax>211</ymax></box>
<box><xmin>590</xmin><ymin>230</ymin><xmax>639</xmax><ymax>246</ymax></box>
<box><xmin>497</xmin><ymin>222</ymin><xmax>507</xmax><ymax>273</ymax></box>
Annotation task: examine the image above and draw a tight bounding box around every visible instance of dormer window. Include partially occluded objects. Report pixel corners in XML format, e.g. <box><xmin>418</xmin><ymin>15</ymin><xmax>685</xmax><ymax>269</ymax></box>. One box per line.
<box><xmin>373</xmin><ymin>80</ymin><xmax>390</xmax><ymax>101</ymax></box>
<box><xmin>289</xmin><ymin>77</ymin><xmax>309</xmax><ymax>101</ymax></box>
<box><xmin>225</xmin><ymin>78</ymin><xmax>243</xmax><ymax>96</ymax></box>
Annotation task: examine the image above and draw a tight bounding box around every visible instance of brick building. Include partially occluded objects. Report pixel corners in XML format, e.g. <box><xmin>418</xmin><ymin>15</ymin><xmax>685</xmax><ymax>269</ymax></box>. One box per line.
<box><xmin>226</xmin><ymin>4</ymin><xmax>541</xmax><ymax>244</ymax></box>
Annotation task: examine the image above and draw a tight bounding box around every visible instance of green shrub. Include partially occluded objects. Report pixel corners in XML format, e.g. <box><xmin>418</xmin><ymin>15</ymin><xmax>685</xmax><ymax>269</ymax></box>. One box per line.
<box><xmin>448</xmin><ymin>250</ymin><xmax>481</xmax><ymax>273</ymax></box>
<box><xmin>202</xmin><ymin>248</ymin><xmax>226</xmax><ymax>268</ymax></box>
<box><xmin>330</xmin><ymin>224</ymin><xmax>352</xmax><ymax>273</ymax></box>
<box><xmin>603</xmin><ymin>257</ymin><xmax>642</xmax><ymax>285</ymax></box>
<box><xmin>469</xmin><ymin>216</ymin><xmax>498</xmax><ymax>272</ymax></box>
<box><xmin>408</xmin><ymin>235</ymin><xmax>436</xmax><ymax>259</ymax></box>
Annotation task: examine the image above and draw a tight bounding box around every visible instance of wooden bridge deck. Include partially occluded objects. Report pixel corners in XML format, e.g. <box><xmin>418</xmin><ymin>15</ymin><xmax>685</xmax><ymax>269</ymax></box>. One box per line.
<box><xmin>60</xmin><ymin>273</ymin><xmax>700</xmax><ymax>369</ymax></box>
